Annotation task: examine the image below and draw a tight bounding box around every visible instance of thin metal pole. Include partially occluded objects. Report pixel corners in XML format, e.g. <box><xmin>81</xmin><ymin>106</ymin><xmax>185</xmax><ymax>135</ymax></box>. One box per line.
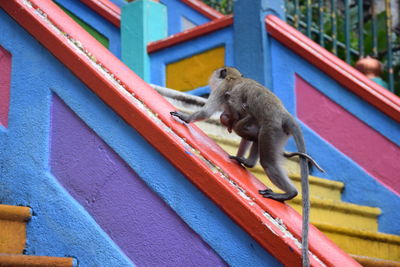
<box><xmin>386</xmin><ymin>0</ymin><xmax>394</xmax><ymax>92</ymax></box>
<box><xmin>358</xmin><ymin>0</ymin><xmax>364</xmax><ymax>58</ymax></box>
<box><xmin>306</xmin><ymin>0</ymin><xmax>312</xmax><ymax>37</ymax></box>
<box><xmin>294</xmin><ymin>0</ymin><xmax>300</xmax><ymax>29</ymax></box>
<box><xmin>331</xmin><ymin>0</ymin><xmax>337</xmax><ymax>55</ymax></box>
<box><xmin>344</xmin><ymin>0</ymin><xmax>351</xmax><ymax>63</ymax></box>
<box><xmin>371</xmin><ymin>0</ymin><xmax>378</xmax><ymax>57</ymax></box>
<box><xmin>319</xmin><ymin>0</ymin><xmax>324</xmax><ymax>47</ymax></box>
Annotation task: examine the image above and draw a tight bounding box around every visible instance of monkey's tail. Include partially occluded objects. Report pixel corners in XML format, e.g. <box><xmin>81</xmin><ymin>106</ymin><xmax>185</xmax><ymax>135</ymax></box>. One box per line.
<box><xmin>286</xmin><ymin>119</ymin><xmax>310</xmax><ymax>267</ymax></box>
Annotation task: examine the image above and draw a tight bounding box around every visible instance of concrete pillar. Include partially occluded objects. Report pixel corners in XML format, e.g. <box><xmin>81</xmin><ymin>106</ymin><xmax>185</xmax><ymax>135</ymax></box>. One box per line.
<box><xmin>121</xmin><ymin>0</ymin><xmax>167</xmax><ymax>82</ymax></box>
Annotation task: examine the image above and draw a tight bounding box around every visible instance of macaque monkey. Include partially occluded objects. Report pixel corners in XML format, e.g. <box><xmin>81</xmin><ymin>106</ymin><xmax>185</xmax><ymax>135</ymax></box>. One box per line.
<box><xmin>171</xmin><ymin>67</ymin><xmax>316</xmax><ymax>266</ymax></box>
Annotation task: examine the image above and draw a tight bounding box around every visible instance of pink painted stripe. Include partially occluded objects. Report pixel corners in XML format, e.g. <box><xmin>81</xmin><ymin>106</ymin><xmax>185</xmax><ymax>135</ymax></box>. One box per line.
<box><xmin>296</xmin><ymin>76</ymin><xmax>400</xmax><ymax>194</ymax></box>
<box><xmin>0</xmin><ymin>46</ymin><xmax>11</xmax><ymax>128</ymax></box>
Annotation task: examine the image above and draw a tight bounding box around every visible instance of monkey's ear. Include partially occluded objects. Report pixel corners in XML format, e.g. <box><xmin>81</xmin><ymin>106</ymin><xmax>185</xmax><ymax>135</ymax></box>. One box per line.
<box><xmin>219</xmin><ymin>68</ymin><xmax>227</xmax><ymax>79</ymax></box>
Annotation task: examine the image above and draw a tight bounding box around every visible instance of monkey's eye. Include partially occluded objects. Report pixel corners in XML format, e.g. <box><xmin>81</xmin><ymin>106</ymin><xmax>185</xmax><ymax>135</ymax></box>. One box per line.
<box><xmin>219</xmin><ymin>68</ymin><xmax>227</xmax><ymax>79</ymax></box>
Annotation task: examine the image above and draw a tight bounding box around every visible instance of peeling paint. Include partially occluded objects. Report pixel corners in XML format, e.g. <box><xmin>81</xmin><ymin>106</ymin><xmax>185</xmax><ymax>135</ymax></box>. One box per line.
<box><xmin>22</xmin><ymin>0</ymin><xmax>325</xmax><ymax>265</ymax></box>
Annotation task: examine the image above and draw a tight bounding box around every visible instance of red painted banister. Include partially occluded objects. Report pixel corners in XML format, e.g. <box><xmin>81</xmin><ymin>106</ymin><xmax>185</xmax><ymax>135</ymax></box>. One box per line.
<box><xmin>181</xmin><ymin>0</ymin><xmax>224</xmax><ymax>20</ymax></box>
<box><xmin>266</xmin><ymin>15</ymin><xmax>400</xmax><ymax>123</ymax></box>
<box><xmin>0</xmin><ymin>1</ymin><xmax>360</xmax><ymax>266</ymax></box>
<box><xmin>147</xmin><ymin>15</ymin><xmax>233</xmax><ymax>53</ymax></box>
<box><xmin>81</xmin><ymin>0</ymin><xmax>121</xmax><ymax>27</ymax></box>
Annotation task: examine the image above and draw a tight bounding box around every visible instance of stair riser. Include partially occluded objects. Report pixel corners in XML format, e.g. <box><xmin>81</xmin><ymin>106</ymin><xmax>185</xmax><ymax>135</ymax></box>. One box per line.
<box><xmin>0</xmin><ymin>220</ymin><xmax>27</xmax><ymax>254</ymax></box>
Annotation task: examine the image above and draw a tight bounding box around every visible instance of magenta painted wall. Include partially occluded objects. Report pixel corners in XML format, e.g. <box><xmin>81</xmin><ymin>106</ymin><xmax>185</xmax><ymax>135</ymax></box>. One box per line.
<box><xmin>0</xmin><ymin>46</ymin><xmax>11</xmax><ymax>128</ymax></box>
<box><xmin>296</xmin><ymin>76</ymin><xmax>400</xmax><ymax>194</ymax></box>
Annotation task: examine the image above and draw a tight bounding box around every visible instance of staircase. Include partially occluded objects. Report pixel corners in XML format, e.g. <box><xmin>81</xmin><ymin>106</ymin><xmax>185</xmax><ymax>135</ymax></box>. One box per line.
<box><xmin>0</xmin><ymin>204</ymin><xmax>76</xmax><ymax>267</ymax></box>
<box><xmin>154</xmin><ymin>85</ymin><xmax>400</xmax><ymax>266</ymax></box>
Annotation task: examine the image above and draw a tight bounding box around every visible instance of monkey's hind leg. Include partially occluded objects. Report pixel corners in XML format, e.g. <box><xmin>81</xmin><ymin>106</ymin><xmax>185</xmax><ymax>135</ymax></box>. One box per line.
<box><xmin>258</xmin><ymin>127</ymin><xmax>298</xmax><ymax>202</ymax></box>
<box><xmin>229</xmin><ymin>140</ymin><xmax>259</xmax><ymax>168</ymax></box>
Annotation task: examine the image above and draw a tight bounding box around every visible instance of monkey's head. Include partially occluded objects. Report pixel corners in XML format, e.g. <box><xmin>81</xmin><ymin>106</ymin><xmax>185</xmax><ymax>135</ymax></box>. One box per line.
<box><xmin>209</xmin><ymin>67</ymin><xmax>243</xmax><ymax>91</ymax></box>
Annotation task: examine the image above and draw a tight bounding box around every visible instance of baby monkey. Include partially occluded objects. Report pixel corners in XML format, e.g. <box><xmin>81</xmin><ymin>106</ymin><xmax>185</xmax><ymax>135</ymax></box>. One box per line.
<box><xmin>171</xmin><ymin>67</ymin><xmax>318</xmax><ymax>266</ymax></box>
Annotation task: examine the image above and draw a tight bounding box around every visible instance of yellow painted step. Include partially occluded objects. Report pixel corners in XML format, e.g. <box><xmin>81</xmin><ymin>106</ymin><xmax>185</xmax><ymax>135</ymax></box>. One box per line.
<box><xmin>289</xmin><ymin>196</ymin><xmax>380</xmax><ymax>231</ymax></box>
<box><xmin>0</xmin><ymin>254</ymin><xmax>75</xmax><ymax>267</ymax></box>
<box><xmin>352</xmin><ymin>255</ymin><xmax>400</xmax><ymax>267</ymax></box>
<box><xmin>314</xmin><ymin>222</ymin><xmax>400</xmax><ymax>262</ymax></box>
<box><xmin>0</xmin><ymin>205</ymin><xmax>31</xmax><ymax>254</ymax></box>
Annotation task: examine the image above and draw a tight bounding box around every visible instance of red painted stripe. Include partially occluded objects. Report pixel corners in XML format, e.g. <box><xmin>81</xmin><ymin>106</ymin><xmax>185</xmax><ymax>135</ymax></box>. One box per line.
<box><xmin>266</xmin><ymin>15</ymin><xmax>400</xmax><ymax>123</ymax></box>
<box><xmin>297</xmin><ymin>76</ymin><xmax>400</xmax><ymax>194</ymax></box>
<box><xmin>81</xmin><ymin>0</ymin><xmax>121</xmax><ymax>27</ymax></box>
<box><xmin>0</xmin><ymin>46</ymin><xmax>11</xmax><ymax>128</ymax></box>
<box><xmin>1</xmin><ymin>1</ymin><xmax>359</xmax><ymax>266</ymax></box>
<box><xmin>147</xmin><ymin>15</ymin><xmax>233</xmax><ymax>53</ymax></box>
<box><xmin>181</xmin><ymin>0</ymin><xmax>224</xmax><ymax>20</ymax></box>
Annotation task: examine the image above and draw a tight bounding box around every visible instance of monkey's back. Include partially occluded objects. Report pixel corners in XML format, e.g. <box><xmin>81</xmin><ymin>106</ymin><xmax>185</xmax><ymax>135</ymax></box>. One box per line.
<box><xmin>230</xmin><ymin>78</ymin><xmax>290</xmax><ymax>126</ymax></box>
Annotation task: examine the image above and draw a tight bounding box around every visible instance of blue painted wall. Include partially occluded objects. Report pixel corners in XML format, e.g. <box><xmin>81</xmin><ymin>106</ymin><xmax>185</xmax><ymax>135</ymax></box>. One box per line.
<box><xmin>270</xmin><ymin>38</ymin><xmax>400</xmax><ymax>235</ymax></box>
<box><xmin>0</xmin><ymin>9</ymin><xmax>282</xmax><ymax>267</ymax></box>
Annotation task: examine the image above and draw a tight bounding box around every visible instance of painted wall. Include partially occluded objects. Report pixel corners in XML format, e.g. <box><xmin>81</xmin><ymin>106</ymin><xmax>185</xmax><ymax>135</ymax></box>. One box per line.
<box><xmin>166</xmin><ymin>46</ymin><xmax>225</xmax><ymax>92</ymax></box>
<box><xmin>270</xmin><ymin>38</ymin><xmax>400</xmax><ymax>235</ymax></box>
<box><xmin>0</xmin><ymin>10</ymin><xmax>133</xmax><ymax>266</ymax></box>
<box><xmin>0</xmin><ymin>8</ymin><xmax>282</xmax><ymax>267</ymax></box>
<box><xmin>50</xmin><ymin>95</ymin><xmax>227</xmax><ymax>266</ymax></box>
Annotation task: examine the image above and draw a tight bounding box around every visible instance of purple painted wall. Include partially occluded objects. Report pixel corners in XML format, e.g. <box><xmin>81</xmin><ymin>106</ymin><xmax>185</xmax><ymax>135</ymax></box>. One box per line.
<box><xmin>296</xmin><ymin>76</ymin><xmax>400</xmax><ymax>194</ymax></box>
<box><xmin>0</xmin><ymin>46</ymin><xmax>11</xmax><ymax>128</ymax></box>
<box><xmin>50</xmin><ymin>95</ymin><xmax>227</xmax><ymax>267</ymax></box>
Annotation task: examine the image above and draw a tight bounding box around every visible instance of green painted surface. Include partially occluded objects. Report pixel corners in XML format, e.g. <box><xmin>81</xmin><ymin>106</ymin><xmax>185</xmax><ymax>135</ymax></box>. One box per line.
<box><xmin>121</xmin><ymin>0</ymin><xmax>167</xmax><ymax>82</ymax></box>
<box><xmin>57</xmin><ymin>3</ymin><xmax>109</xmax><ymax>48</ymax></box>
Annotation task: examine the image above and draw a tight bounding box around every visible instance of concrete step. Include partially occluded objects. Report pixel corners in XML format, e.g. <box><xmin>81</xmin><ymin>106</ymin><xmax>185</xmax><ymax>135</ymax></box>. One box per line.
<box><xmin>315</xmin><ymin>222</ymin><xmax>400</xmax><ymax>262</ymax></box>
<box><xmin>290</xmin><ymin>196</ymin><xmax>380</xmax><ymax>232</ymax></box>
<box><xmin>352</xmin><ymin>255</ymin><xmax>400</xmax><ymax>267</ymax></box>
<box><xmin>0</xmin><ymin>205</ymin><xmax>31</xmax><ymax>254</ymax></box>
<box><xmin>0</xmin><ymin>254</ymin><xmax>76</xmax><ymax>267</ymax></box>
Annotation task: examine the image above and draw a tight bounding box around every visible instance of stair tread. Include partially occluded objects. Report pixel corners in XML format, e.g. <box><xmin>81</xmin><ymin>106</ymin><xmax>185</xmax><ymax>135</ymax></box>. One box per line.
<box><xmin>0</xmin><ymin>254</ymin><xmax>75</xmax><ymax>267</ymax></box>
<box><xmin>352</xmin><ymin>254</ymin><xmax>400</xmax><ymax>267</ymax></box>
<box><xmin>0</xmin><ymin>205</ymin><xmax>31</xmax><ymax>222</ymax></box>
<box><xmin>314</xmin><ymin>222</ymin><xmax>400</xmax><ymax>244</ymax></box>
<box><xmin>290</xmin><ymin>195</ymin><xmax>381</xmax><ymax>216</ymax></box>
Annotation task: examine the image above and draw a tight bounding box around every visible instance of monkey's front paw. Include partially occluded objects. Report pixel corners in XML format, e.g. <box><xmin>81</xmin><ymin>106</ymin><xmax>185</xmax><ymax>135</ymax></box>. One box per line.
<box><xmin>170</xmin><ymin>111</ymin><xmax>188</xmax><ymax>123</ymax></box>
<box><xmin>229</xmin><ymin>155</ymin><xmax>250</xmax><ymax>167</ymax></box>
